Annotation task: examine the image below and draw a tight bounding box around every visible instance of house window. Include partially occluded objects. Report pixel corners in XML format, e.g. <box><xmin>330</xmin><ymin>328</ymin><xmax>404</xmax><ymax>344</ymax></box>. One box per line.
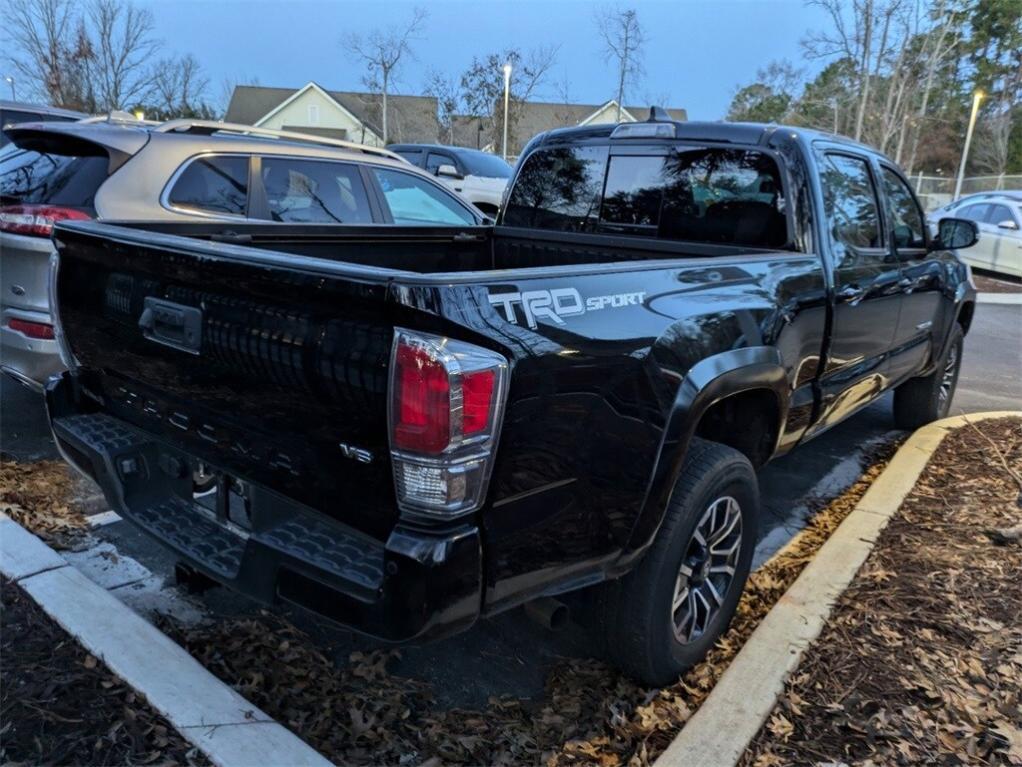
<box><xmin>307</xmin><ymin>104</ymin><xmax>320</xmax><ymax>125</ymax></box>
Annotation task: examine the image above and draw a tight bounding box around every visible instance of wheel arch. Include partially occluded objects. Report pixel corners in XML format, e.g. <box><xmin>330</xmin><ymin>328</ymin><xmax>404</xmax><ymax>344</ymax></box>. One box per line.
<box><xmin>620</xmin><ymin>346</ymin><xmax>789</xmax><ymax>566</ymax></box>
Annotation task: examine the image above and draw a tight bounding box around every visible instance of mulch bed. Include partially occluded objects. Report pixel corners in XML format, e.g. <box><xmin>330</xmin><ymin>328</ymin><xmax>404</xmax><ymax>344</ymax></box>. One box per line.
<box><xmin>973</xmin><ymin>273</ymin><xmax>1022</xmax><ymax>294</ymax></box>
<box><xmin>0</xmin><ymin>455</ymin><xmax>91</xmax><ymax>549</ymax></box>
<box><xmin>0</xmin><ymin>577</ymin><xmax>208</xmax><ymax>766</ymax></box>
<box><xmin>157</xmin><ymin>440</ymin><xmax>900</xmax><ymax>767</ymax></box>
<box><xmin>741</xmin><ymin>417</ymin><xmax>1022</xmax><ymax>767</ymax></box>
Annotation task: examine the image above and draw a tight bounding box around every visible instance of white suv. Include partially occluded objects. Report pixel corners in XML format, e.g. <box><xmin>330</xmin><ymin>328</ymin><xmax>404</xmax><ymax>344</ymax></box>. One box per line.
<box><xmin>388</xmin><ymin>144</ymin><xmax>513</xmax><ymax>218</ymax></box>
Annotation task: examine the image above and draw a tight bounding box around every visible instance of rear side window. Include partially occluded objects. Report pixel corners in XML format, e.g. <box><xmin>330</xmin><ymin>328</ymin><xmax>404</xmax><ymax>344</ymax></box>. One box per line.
<box><xmin>502</xmin><ymin>145</ymin><xmax>609</xmax><ymax>231</ymax></box>
<box><xmin>372</xmin><ymin>168</ymin><xmax>476</xmax><ymax>225</ymax></box>
<box><xmin>820</xmin><ymin>153</ymin><xmax>882</xmax><ymax>252</ymax></box>
<box><xmin>958</xmin><ymin>203</ymin><xmax>991</xmax><ymax>223</ymax></box>
<box><xmin>167</xmin><ymin>155</ymin><xmax>248</xmax><ymax>216</ymax></box>
<box><xmin>880</xmin><ymin>167</ymin><xmax>926</xmax><ymax>249</ymax></box>
<box><xmin>260</xmin><ymin>158</ymin><xmax>372</xmax><ymax>224</ymax></box>
<box><xmin>0</xmin><ymin>147</ymin><xmax>108</xmax><ymax>211</ymax></box>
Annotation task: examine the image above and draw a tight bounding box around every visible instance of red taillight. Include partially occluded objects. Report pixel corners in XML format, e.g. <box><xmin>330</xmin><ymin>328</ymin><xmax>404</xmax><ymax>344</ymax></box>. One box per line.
<box><xmin>0</xmin><ymin>204</ymin><xmax>91</xmax><ymax>237</ymax></box>
<box><xmin>462</xmin><ymin>370</ymin><xmax>495</xmax><ymax>434</ymax></box>
<box><xmin>388</xmin><ymin>329</ymin><xmax>508</xmax><ymax>518</ymax></box>
<box><xmin>393</xmin><ymin>341</ymin><xmax>452</xmax><ymax>454</ymax></box>
<box><xmin>7</xmin><ymin>318</ymin><xmax>55</xmax><ymax>339</ymax></box>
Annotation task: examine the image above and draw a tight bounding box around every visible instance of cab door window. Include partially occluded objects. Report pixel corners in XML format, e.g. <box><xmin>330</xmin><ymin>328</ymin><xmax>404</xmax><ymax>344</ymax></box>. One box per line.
<box><xmin>426</xmin><ymin>152</ymin><xmax>457</xmax><ymax>174</ymax></box>
<box><xmin>820</xmin><ymin>153</ymin><xmax>883</xmax><ymax>260</ymax></box>
<box><xmin>880</xmin><ymin>166</ymin><xmax>926</xmax><ymax>250</ymax></box>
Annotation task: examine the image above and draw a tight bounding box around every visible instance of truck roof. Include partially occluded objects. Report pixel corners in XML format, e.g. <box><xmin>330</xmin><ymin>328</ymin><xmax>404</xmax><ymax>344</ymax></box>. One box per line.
<box><xmin>533</xmin><ymin>119</ymin><xmax>884</xmax><ymax>158</ymax></box>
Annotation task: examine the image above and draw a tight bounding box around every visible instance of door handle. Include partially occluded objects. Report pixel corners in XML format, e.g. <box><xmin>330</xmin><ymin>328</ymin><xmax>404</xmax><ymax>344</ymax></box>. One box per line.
<box><xmin>837</xmin><ymin>284</ymin><xmax>867</xmax><ymax>303</ymax></box>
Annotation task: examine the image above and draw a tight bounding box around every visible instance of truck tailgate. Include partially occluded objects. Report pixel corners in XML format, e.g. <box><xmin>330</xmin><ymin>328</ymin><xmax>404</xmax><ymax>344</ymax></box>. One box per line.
<box><xmin>51</xmin><ymin>222</ymin><xmax>401</xmax><ymax>539</ymax></box>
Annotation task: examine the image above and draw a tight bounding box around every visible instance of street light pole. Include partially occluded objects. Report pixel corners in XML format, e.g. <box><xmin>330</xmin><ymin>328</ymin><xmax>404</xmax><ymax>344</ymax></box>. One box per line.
<box><xmin>3</xmin><ymin>76</ymin><xmax>14</xmax><ymax>101</ymax></box>
<box><xmin>953</xmin><ymin>90</ymin><xmax>983</xmax><ymax>201</ymax></box>
<box><xmin>502</xmin><ymin>63</ymin><xmax>512</xmax><ymax>162</ymax></box>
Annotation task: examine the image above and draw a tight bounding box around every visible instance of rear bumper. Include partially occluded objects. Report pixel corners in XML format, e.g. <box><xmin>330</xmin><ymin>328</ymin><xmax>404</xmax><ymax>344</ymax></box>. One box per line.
<box><xmin>45</xmin><ymin>373</ymin><xmax>482</xmax><ymax>642</ymax></box>
<box><xmin>1</xmin><ymin>307</ymin><xmax>63</xmax><ymax>387</ymax></box>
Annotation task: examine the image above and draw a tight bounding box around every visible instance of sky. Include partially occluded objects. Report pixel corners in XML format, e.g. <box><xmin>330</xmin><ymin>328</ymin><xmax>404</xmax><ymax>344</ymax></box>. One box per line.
<box><xmin>137</xmin><ymin>0</ymin><xmax>831</xmax><ymax>120</ymax></box>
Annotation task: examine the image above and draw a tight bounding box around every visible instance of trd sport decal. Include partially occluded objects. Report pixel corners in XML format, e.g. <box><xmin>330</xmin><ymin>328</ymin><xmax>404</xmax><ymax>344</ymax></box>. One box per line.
<box><xmin>489</xmin><ymin>288</ymin><xmax>646</xmax><ymax>329</ymax></box>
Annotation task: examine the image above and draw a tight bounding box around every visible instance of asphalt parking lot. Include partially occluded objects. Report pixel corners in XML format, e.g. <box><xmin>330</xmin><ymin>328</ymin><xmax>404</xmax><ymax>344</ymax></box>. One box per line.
<box><xmin>2</xmin><ymin>300</ymin><xmax>1019</xmax><ymax>706</ymax></box>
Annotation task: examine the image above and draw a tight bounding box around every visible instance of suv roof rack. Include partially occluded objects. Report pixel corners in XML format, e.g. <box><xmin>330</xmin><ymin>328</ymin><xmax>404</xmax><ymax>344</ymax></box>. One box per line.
<box><xmin>153</xmin><ymin>119</ymin><xmax>403</xmax><ymax>161</ymax></box>
<box><xmin>78</xmin><ymin>111</ymin><xmax>160</xmax><ymax>126</ymax></box>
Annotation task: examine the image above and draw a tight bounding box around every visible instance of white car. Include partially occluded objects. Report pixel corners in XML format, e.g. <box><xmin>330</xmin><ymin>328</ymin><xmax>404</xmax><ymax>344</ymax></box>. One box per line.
<box><xmin>928</xmin><ymin>192</ymin><xmax>1022</xmax><ymax>278</ymax></box>
<box><xmin>388</xmin><ymin>144</ymin><xmax>512</xmax><ymax>219</ymax></box>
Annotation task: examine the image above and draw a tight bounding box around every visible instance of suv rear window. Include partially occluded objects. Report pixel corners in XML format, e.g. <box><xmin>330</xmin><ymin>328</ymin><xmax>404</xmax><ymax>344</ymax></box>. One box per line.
<box><xmin>503</xmin><ymin>145</ymin><xmax>787</xmax><ymax>247</ymax></box>
<box><xmin>167</xmin><ymin>155</ymin><xmax>248</xmax><ymax>216</ymax></box>
<box><xmin>0</xmin><ymin>146</ymin><xmax>109</xmax><ymax>211</ymax></box>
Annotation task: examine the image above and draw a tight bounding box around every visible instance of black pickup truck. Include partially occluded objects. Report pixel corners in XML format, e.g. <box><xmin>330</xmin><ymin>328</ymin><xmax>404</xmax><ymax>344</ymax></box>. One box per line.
<box><xmin>45</xmin><ymin>118</ymin><xmax>979</xmax><ymax>684</ymax></box>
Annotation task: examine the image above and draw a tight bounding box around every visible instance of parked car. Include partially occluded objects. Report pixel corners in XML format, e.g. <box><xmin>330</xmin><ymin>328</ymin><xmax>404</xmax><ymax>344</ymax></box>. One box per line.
<box><xmin>388</xmin><ymin>143</ymin><xmax>512</xmax><ymax>217</ymax></box>
<box><xmin>44</xmin><ymin>116</ymin><xmax>977</xmax><ymax>685</ymax></box>
<box><xmin>0</xmin><ymin>101</ymin><xmax>87</xmax><ymax>147</ymax></box>
<box><xmin>927</xmin><ymin>192</ymin><xmax>1021</xmax><ymax>278</ymax></box>
<box><xmin>0</xmin><ymin>120</ymin><xmax>484</xmax><ymax>388</ymax></box>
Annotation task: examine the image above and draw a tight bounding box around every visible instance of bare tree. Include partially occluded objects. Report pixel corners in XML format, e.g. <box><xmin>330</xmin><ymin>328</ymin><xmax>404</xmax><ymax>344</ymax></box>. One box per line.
<box><xmin>460</xmin><ymin>45</ymin><xmax>558</xmax><ymax>153</ymax></box>
<box><xmin>88</xmin><ymin>0</ymin><xmax>159</xmax><ymax>110</ymax></box>
<box><xmin>972</xmin><ymin>109</ymin><xmax>1014</xmax><ymax>176</ymax></box>
<box><xmin>595</xmin><ymin>6</ymin><xmax>645</xmax><ymax>121</ymax></box>
<box><xmin>5</xmin><ymin>0</ymin><xmax>80</xmax><ymax>106</ymax></box>
<box><xmin>151</xmin><ymin>53</ymin><xmax>209</xmax><ymax>118</ymax></box>
<box><xmin>342</xmin><ymin>7</ymin><xmax>428</xmax><ymax>143</ymax></box>
<box><xmin>804</xmin><ymin>0</ymin><xmax>909</xmax><ymax>142</ymax></box>
<box><xmin>423</xmin><ymin>70</ymin><xmax>459</xmax><ymax>144</ymax></box>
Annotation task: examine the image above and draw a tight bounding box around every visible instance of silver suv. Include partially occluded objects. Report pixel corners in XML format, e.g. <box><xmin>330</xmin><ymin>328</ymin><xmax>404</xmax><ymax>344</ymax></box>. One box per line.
<box><xmin>0</xmin><ymin>119</ymin><xmax>484</xmax><ymax>387</ymax></box>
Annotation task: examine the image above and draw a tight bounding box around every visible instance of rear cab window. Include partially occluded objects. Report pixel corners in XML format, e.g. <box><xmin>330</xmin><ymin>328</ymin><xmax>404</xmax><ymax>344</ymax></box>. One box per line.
<box><xmin>166</xmin><ymin>155</ymin><xmax>249</xmax><ymax>216</ymax></box>
<box><xmin>502</xmin><ymin>143</ymin><xmax>788</xmax><ymax>248</ymax></box>
<box><xmin>0</xmin><ymin>143</ymin><xmax>109</xmax><ymax>214</ymax></box>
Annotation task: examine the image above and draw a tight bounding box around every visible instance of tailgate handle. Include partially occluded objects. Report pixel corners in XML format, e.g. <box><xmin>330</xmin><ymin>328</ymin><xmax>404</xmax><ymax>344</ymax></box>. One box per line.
<box><xmin>138</xmin><ymin>297</ymin><xmax>202</xmax><ymax>355</ymax></box>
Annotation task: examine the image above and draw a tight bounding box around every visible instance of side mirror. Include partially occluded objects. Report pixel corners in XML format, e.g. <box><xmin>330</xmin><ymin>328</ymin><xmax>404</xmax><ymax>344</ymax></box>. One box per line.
<box><xmin>436</xmin><ymin>163</ymin><xmax>462</xmax><ymax>179</ymax></box>
<box><xmin>932</xmin><ymin>217</ymin><xmax>979</xmax><ymax>250</ymax></box>
<box><xmin>997</xmin><ymin>219</ymin><xmax>1019</xmax><ymax>230</ymax></box>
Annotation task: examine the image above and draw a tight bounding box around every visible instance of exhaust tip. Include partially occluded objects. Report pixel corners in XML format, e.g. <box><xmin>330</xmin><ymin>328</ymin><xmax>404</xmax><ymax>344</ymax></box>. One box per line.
<box><xmin>525</xmin><ymin>597</ymin><xmax>570</xmax><ymax>631</ymax></box>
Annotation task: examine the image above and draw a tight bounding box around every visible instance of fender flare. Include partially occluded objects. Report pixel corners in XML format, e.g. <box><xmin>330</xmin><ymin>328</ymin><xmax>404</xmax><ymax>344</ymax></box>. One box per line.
<box><xmin>619</xmin><ymin>346</ymin><xmax>790</xmax><ymax>566</ymax></box>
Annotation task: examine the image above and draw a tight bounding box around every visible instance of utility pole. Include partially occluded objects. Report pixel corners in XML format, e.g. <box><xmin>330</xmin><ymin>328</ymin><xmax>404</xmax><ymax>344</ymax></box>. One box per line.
<box><xmin>502</xmin><ymin>63</ymin><xmax>512</xmax><ymax>161</ymax></box>
<box><xmin>953</xmin><ymin>90</ymin><xmax>984</xmax><ymax>201</ymax></box>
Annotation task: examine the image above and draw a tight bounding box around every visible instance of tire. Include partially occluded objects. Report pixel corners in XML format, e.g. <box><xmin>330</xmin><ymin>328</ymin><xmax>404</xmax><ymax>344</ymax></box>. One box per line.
<box><xmin>601</xmin><ymin>438</ymin><xmax>758</xmax><ymax>686</ymax></box>
<box><xmin>893</xmin><ymin>324</ymin><xmax>964</xmax><ymax>430</ymax></box>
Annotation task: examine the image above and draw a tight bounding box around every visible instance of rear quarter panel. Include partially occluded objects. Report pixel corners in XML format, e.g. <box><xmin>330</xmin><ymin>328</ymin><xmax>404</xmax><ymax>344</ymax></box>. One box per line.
<box><xmin>391</xmin><ymin>251</ymin><xmax>827</xmax><ymax>612</ymax></box>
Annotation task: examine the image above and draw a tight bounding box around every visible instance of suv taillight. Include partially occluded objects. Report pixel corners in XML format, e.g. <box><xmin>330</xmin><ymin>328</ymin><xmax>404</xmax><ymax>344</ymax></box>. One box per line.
<box><xmin>0</xmin><ymin>204</ymin><xmax>91</xmax><ymax>237</ymax></box>
<box><xmin>388</xmin><ymin>328</ymin><xmax>508</xmax><ymax>519</ymax></box>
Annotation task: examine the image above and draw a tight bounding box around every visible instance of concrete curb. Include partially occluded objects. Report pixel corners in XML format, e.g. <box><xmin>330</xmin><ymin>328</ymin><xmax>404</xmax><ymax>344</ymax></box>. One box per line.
<box><xmin>0</xmin><ymin>515</ymin><xmax>332</xmax><ymax>767</ymax></box>
<box><xmin>654</xmin><ymin>410</ymin><xmax>1022</xmax><ymax>767</ymax></box>
<box><xmin>977</xmin><ymin>292</ymin><xmax>1022</xmax><ymax>305</ymax></box>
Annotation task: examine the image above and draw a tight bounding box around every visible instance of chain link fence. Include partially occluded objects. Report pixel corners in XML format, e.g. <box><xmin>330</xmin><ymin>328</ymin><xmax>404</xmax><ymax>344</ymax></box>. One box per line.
<box><xmin>910</xmin><ymin>174</ymin><xmax>1022</xmax><ymax>211</ymax></box>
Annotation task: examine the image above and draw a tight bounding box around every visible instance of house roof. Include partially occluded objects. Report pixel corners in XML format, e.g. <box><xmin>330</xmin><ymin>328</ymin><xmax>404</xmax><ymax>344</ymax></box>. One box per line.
<box><xmin>451</xmin><ymin>99</ymin><xmax>688</xmax><ymax>155</ymax></box>
<box><xmin>511</xmin><ymin>100</ymin><xmax>687</xmax><ymax>149</ymax></box>
<box><xmin>225</xmin><ymin>84</ymin><xmax>440</xmax><ymax>143</ymax></box>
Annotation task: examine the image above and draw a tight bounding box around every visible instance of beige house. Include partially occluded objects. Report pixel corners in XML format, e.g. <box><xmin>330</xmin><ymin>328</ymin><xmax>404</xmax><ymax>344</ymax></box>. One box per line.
<box><xmin>225</xmin><ymin>83</ymin><xmax>686</xmax><ymax>157</ymax></box>
<box><xmin>224</xmin><ymin>82</ymin><xmax>441</xmax><ymax>146</ymax></box>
